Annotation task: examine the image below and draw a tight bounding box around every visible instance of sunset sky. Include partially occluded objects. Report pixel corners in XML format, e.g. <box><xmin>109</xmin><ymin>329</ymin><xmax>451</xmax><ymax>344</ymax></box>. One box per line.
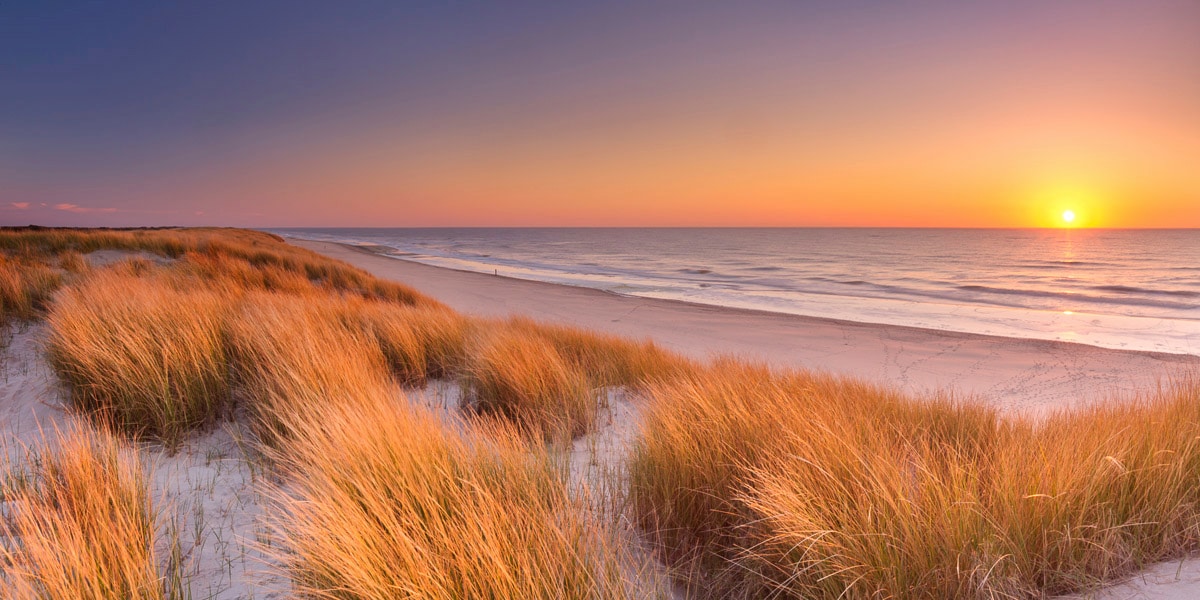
<box><xmin>3</xmin><ymin>1</ymin><xmax>1198</xmax><ymax>228</ymax></box>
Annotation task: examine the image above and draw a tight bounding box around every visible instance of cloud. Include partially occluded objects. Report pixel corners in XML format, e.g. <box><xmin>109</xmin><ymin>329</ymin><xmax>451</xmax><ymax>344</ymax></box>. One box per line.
<box><xmin>9</xmin><ymin>202</ymin><xmax>30</xmax><ymax>209</ymax></box>
<box><xmin>54</xmin><ymin>203</ymin><xmax>118</xmax><ymax>214</ymax></box>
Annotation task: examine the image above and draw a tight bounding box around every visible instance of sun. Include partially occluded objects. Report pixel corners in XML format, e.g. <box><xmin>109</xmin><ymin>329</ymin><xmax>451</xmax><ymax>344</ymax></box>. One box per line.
<box><xmin>1028</xmin><ymin>182</ymin><xmax>1102</xmax><ymax>227</ymax></box>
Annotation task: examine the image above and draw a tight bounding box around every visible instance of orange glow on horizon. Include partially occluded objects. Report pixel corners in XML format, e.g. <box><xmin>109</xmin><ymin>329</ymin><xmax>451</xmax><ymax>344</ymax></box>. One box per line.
<box><xmin>7</xmin><ymin>3</ymin><xmax>1197</xmax><ymax>229</ymax></box>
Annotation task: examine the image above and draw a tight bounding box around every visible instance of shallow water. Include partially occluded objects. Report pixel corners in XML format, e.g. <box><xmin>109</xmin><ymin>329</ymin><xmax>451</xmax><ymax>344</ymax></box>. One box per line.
<box><xmin>274</xmin><ymin>228</ymin><xmax>1200</xmax><ymax>356</ymax></box>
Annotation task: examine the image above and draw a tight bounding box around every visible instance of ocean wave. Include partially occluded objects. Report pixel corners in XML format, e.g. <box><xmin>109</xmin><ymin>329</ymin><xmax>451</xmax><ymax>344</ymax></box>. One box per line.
<box><xmin>1017</xmin><ymin>260</ymin><xmax>1123</xmax><ymax>269</ymax></box>
<box><xmin>1091</xmin><ymin>285</ymin><xmax>1200</xmax><ymax>298</ymax></box>
<box><xmin>956</xmin><ymin>284</ymin><xmax>1198</xmax><ymax>310</ymax></box>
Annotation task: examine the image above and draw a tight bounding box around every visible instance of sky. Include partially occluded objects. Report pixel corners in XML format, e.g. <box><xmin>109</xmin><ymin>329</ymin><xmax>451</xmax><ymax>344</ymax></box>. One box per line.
<box><xmin>2</xmin><ymin>1</ymin><xmax>1198</xmax><ymax>228</ymax></box>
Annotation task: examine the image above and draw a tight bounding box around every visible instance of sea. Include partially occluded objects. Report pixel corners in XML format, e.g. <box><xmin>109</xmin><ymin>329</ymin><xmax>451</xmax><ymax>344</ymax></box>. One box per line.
<box><xmin>272</xmin><ymin>228</ymin><xmax>1200</xmax><ymax>356</ymax></box>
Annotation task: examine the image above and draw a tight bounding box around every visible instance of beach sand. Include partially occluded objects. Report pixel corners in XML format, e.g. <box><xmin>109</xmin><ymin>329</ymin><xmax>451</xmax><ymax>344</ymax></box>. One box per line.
<box><xmin>293</xmin><ymin>239</ymin><xmax>1199</xmax><ymax>417</ymax></box>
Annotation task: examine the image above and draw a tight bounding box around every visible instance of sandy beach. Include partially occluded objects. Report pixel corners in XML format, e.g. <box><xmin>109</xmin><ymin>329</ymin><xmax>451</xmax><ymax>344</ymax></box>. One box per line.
<box><xmin>294</xmin><ymin>239</ymin><xmax>1200</xmax><ymax>417</ymax></box>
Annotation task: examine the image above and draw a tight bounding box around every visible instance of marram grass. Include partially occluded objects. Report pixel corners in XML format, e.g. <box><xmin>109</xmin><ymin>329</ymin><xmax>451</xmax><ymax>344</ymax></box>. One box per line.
<box><xmin>630</xmin><ymin>365</ymin><xmax>1200</xmax><ymax>599</ymax></box>
<box><xmin>463</xmin><ymin>325</ymin><xmax>598</xmax><ymax>441</ymax></box>
<box><xmin>263</xmin><ymin>387</ymin><xmax>634</xmax><ymax>599</ymax></box>
<box><xmin>46</xmin><ymin>268</ymin><xmax>232</xmax><ymax>449</ymax></box>
<box><xmin>0</xmin><ymin>426</ymin><xmax>181</xmax><ymax>600</ymax></box>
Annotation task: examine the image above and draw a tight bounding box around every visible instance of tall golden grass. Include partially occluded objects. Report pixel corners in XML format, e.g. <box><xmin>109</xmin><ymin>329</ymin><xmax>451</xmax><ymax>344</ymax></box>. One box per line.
<box><xmin>0</xmin><ymin>226</ymin><xmax>443</xmax><ymax>310</ymax></box>
<box><xmin>263</xmin><ymin>386</ymin><xmax>632</xmax><ymax>599</ymax></box>
<box><xmin>463</xmin><ymin>325</ymin><xmax>598</xmax><ymax>440</ymax></box>
<box><xmin>226</xmin><ymin>293</ymin><xmax>395</xmax><ymax>447</ymax></box>
<box><xmin>9</xmin><ymin>227</ymin><xmax>654</xmax><ymax>598</ymax></box>
<box><xmin>12</xmin><ymin>226</ymin><xmax>438</xmax><ymax>446</ymax></box>
<box><xmin>504</xmin><ymin>317</ymin><xmax>696</xmax><ymax>388</ymax></box>
<box><xmin>0</xmin><ymin>255</ymin><xmax>62</xmax><ymax>328</ymax></box>
<box><xmin>630</xmin><ymin>365</ymin><xmax>1200</xmax><ymax>598</ymax></box>
<box><xmin>46</xmin><ymin>268</ymin><xmax>232</xmax><ymax>449</ymax></box>
<box><xmin>219</xmin><ymin>289</ymin><xmax>636</xmax><ymax>597</ymax></box>
<box><xmin>0</xmin><ymin>227</ymin><xmax>191</xmax><ymax>258</ymax></box>
<box><xmin>336</xmin><ymin>300</ymin><xmax>472</xmax><ymax>385</ymax></box>
<box><xmin>0</xmin><ymin>426</ymin><xmax>171</xmax><ymax>599</ymax></box>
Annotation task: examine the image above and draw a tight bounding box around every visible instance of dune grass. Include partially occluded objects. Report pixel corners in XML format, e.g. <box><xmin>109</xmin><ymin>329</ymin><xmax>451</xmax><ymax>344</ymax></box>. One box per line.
<box><xmin>45</xmin><ymin>268</ymin><xmax>232</xmax><ymax>449</ymax></box>
<box><xmin>0</xmin><ymin>226</ymin><xmax>443</xmax><ymax>310</ymax></box>
<box><xmin>8</xmin><ymin>226</ymin><xmax>1200</xmax><ymax>598</ymax></box>
<box><xmin>337</xmin><ymin>300</ymin><xmax>472</xmax><ymax>385</ymax></box>
<box><xmin>0</xmin><ymin>426</ymin><xmax>174</xmax><ymax>599</ymax></box>
<box><xmin>504</xmin><ymin>317</ymin><xmax>696</xmax><ymax>388</ymax></box>
<box><xmin>9</xmin><ymin>226</ymin><xmax>438</xmax><ymax>447</ymax></box>
<box><xmin>462</xmin><ymin>325</ymin><xmax>598</xmax><ymax>441</ymax></box>
<box><xmin>630</xmin><ymin>365</ymin><xmax>1200</xmax><ymax>598</ymax></box>
<box><xmin>226</xmin><ymin>293</ymin><xmax>396</xmax><ymax>447</ymax></box>
<box><xmin>263</xmin><ymin>384</ymin><xmax>632</xmax><ymax>599</ymax></box>
<box><xmin>222</xmin><ymin>289</ymin><xmax>636</xmax><ymax>597</ymax></box>
<box><xmin>0</xmin><ymin>255</ymin><xmax>62</xmax><ymax>329</ymax></box>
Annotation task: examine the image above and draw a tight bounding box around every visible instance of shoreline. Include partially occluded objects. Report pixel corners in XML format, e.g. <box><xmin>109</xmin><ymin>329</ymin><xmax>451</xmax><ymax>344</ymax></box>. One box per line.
<box><xmin>292</xmin><ymin>238</ymin><xmax>1200</xmax><ymax>416</ymax></box>
<box><xmin>339</xmin><ymin>240</ymin><xmax>1200</xmax><ymax>361</ymax></box>
<box><xmin>272</xmin><ymin>231</ymin><xmax>1200</xmax><ymax>358</ymax></box>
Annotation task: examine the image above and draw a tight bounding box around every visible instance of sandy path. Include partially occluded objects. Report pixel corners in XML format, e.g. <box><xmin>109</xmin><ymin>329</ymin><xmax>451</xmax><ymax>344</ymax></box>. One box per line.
<box><xmin>294</xmin><ymin>239</ymin><xmax>1199</xmax><ymax>416</ymax></box>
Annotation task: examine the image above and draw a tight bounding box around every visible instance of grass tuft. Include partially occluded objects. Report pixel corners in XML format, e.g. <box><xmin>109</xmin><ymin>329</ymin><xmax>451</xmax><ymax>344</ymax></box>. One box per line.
<box><xmin>46</xmin><ymin>269</ymin><xmax>231</xmax><ymax>449</ymax></box>
<box><xmin>0</xmin><ymin>426</ymin><xmax>165</xmax><ymax>599</ymax></box>
<box><xmin>0</xmin><ymin>256</ymin><xmax>63</xmax><ymax>327</ymax></box>
<box><xmin>505</xmin><ymin>317</ymin><xmax>696</xmax><ymax>388</ymax></box>
<box><xmin>631</xmin><ymin>365</ymin><xmax>1200</xmax><ymax>598</ymax></box>
<box><xmin>339</xmin><ymin>301</ymin><xmax>472</xmax><ymax>385</ymax></box>
<box><xmin>463</xmin><ymin>326</ymin><xmax>598</xmax><ymax>440</ymax></box>
<box><xmin>226</xmin><ymin>293</ymin><xmax>393</xmax><ymax>447</ymax></box>
<box><xmin>264</xmin><ymin>386</ymin><xmax>632</xmax><ymax>599</ymax></box>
